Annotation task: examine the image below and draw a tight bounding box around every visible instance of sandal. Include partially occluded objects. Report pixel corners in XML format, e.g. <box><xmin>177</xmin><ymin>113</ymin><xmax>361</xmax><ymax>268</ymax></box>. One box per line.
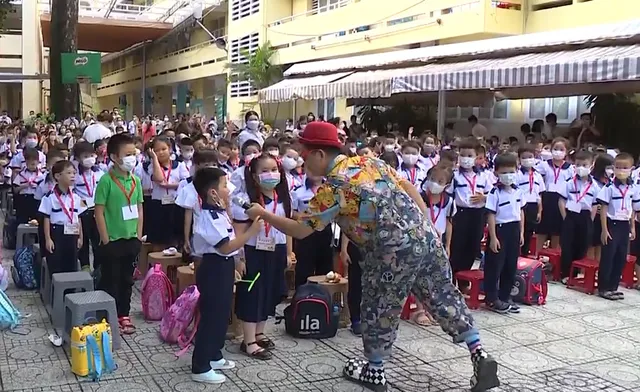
<box><xmin>240</xmin><ymin>341</ymin><xmax>272</xmax><ymax>360</ymax></box>
<box><xmin>256</xmin><ymin>333</ymin><xmax>275</xmax><ymax>349</ymax></box>
<box><xmin>118</xmin><ymin>317</ymin><xmax>136</xmax><ymax>335</ymax></box>
<box><xmin>411</xmin><ymin>310</ymin><xmax>434</xmax><ymax>327</ymax></box>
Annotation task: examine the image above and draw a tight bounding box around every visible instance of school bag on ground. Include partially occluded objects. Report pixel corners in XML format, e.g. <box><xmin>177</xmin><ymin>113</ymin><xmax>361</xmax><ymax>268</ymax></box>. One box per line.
<box><xmin>70</xmin><ymin>319</ymin><xmax>116</xmax><ymax>380</ymax></box>
<box><xmin>3</xmin><ymin>214</ymin><xmax>17</xmax><ymax>250</ymax></box>
<box><xmin>282</xmin><ymin>283</ymin><xmax>339</xmax><ymax>339</ymax></box>
<box><xmin>512</xmin><ymin>257</ymin><xmax>548</xmax><ymax>305</ymax></box>
<box><xmin>0</xmin><ymin>289</ymin><xmax>20</xmax><ymax>330</ymax></box>
<box><xmin>159</xmin><ymin>284</ymin><xmax>199</xmax><ymax>355</ymax></box>
<box><xmin>11</xmin><ymin>245</ymin><xmax>38</xmax><ymax>290</ymax></box>
<box><xmin>141</xmin><ymin>264</ymin><xmax>174</xmax><ymax>321</ymax></box>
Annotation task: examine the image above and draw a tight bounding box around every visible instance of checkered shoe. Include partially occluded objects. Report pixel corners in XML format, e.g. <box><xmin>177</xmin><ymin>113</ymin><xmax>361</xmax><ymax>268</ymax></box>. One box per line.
<box><xmin>343</xmin><ymin>358</ymin><xmax>387</xmax><ymax>392</ymax></box>
<box><xmin>470</xmin><ymin>349</ymin><xmax>500</xmax><ymax>392</ymax></box>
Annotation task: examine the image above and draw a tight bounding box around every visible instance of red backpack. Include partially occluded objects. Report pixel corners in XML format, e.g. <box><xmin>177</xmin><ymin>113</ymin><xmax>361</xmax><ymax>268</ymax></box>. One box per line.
<box><xmin>512</xmin><ymin>257</ymin><xmax>548</xmax><ymax>305</ymax></box>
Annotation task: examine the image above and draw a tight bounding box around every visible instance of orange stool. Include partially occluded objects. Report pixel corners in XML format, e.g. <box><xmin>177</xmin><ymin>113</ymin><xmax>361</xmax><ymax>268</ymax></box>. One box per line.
<box><xmin>454</xmin><ymin>270</ymin><xmax>484</xmax><ymax>310</ymax></box>
<box><xmin>538</xmin><ymin>248</ymin><xmax>561</xmax><ymax>281</ymax></box>
<box><xmin>307</xmin><ymin>275</ymin><xmax>350</xmax><ymax>328</ymax></box>
<box><xmin>622</xmin><ymin>255</ymin><xmax>638</xmax><ymax>288</ymax></box>
<box><xmin>176</xmin><ymin>265</ymin><xmax>195</xmax><ymax>296</ymax></box>
<box><xmin>136</xmin><ymin>242</ymin><xmax>153</xmax><ymax>279</ymax></box>
<box><xmin>148</xmin><ymin>252</ymin><xmax>183</xmax><ymax>285</ymax></box>
<box><xmin>567</xmin><ymin>258</ymin><xmax>599</xmax><ymax>294</ymax></box>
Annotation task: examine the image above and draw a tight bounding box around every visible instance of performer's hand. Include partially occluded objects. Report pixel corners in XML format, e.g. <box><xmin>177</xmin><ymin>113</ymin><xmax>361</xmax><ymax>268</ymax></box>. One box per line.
<box><xmin>340</xmin><ymin>249</ymin><xmax>351</xmax><ymax>266</ymax></box>
<box><xmin>245</xmin><ymin>203</ymin><xmax>266</xmax><ymax>220</ymax></box>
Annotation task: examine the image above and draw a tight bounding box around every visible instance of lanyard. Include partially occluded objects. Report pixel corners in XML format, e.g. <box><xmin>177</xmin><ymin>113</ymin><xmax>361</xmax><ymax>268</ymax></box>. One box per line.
<box><xmin>82</xmin><ymin>171</ymin><xmax>95</xmax><ymax>197</ymax></box>
<box><xmin>260</xmin><ymin>192</ymin><xmax>278</xmax><ymax>237</ymax></box>
<box><xmin>109</xmin><ymin>171</ymin><xmax>137</xmax><ymax>211</ymax></box>
<box><xmin>552</xmin><ymin>163</ymin><xmax>564</xmax><ymax>184</ymax></box>
<box><xmin>54</xmin><ymin>189</ymin><xmax>75</xmax><ymax>224</ymax></box>
<box><xmin>162</xmin><ymin>163</ymin><xmax>172</xmax><ymax>195</ymax></box>
<box><xmin>428</xmin><ymin>194</ymin><xmax>445</xmax><ymax>225</ymax></box>
<box><xmin>19</xmin><ymin>170</ymin><xmax>37</xmax><ymax>184</ymax></box>
<box><xmin>461</xmin><ymin>172</ymin><xmax>477</xmax><ymax>194</ymax></box>
<box><xmin>429</xmin><ymin>157</ymin><xmax>437</xmax><ymax>167</ymax></box>
<box><xmin>617</xmin><ymin>184</ymin><xmax>629</xmax><ymax>210</ymax></box>
<box><xmin>573</xmin><ymin>177</ymin><xmax>592</xmax><ymax>203</ymax></box>
<box><xmin>528</xmin><ymin>169</ymin><xmax>534</xmax><ymax>193</ymax></box>
<box><xmin>408</xmin><ymin>168</ymin><xmax>416</xmax><ymax>184</ymax></box>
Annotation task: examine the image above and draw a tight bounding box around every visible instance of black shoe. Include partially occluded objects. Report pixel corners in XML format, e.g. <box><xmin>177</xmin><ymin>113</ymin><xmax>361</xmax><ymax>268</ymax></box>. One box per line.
<box><xmin>351</xmin><ymin>322</ymin><xmax>362</xmax><ymax>336</ymax></box>
<box><xmin>471</xmin><ymin>349</ymin><xmax>500</xmax><ymax>392</ymax></box>
<box><xmin>507</xmin><ymin>301</ymin><xmax>521</xmax><ymax>314</ymax></box>
<box><xmin>486</xmin><ymin>300</ymin><xmax>510</xmax><ymax>314</ymax></box>
<box><xmin>343</xmin><ymin>358</ymin><xmax>387</xmax><ymax>392</ymax></box>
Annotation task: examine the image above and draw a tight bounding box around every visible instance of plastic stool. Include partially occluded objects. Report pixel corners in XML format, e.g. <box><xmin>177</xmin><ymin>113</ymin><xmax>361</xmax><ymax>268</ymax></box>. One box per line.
<box><xmin>401</xmin><ymin>295</ymin><xmax>416</xmax><ymax>320</ymax></box>
<box><xmin>40</xmin><ymin>258</ymin><xmax>52</xmax><ymax>312</ymax></box>
<box><xmin>16</xmin><ymin>224</ymin><xmax>39</xmax><ymax>249</ymax></box>
<box><xmin>529</xmin><ymin>236</ymin><xmax>538</xmax><ymax>255</ymax></box>
<box><xmin>148</xmin><ymin>252</ymin><xmax>183</xmax><ymax>284</ymax></box>
<box><xmin>567</xmin><ymin>258</ymin><xmax>599</xmax><ymax>294</ymax></box>
<box><xmin>63</xmin><ymin>290</ymin><xmax>120</xmax><ymax>350</ymax></box>
<box><xmin>51</xmin><ymin>272</ymin><xmax>94</xmax><ymax>332</ymax></box>
<box><xmin>137</xmin><ymin>242</ymin><xmax>153</xmax><ymax>279</ymax></box>
<box><xmin>622</xmin><ymin>255</ymin><xmax>638</xmax><ymax>288</ymax></box>
<box><xmin>454</xmin><ymin>270</ymin><xmax>485</xmax><ymax>310</ymax></box>
<box><xmin>176</xmin><ymin>265</ymin><xmax>195</xmax><ymax>296</ymax></box>
<box><xmin>538</xmin><ymin>248</ymin><xmax>561</xmax><ymax>281</ymax></box>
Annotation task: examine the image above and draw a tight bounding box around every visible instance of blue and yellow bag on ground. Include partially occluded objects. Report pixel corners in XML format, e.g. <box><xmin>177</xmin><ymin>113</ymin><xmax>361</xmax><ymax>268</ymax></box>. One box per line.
<box><xmin>70</xmin><ymin>319</ymin><xmax>117</xmax><ymax>380</ymax></box>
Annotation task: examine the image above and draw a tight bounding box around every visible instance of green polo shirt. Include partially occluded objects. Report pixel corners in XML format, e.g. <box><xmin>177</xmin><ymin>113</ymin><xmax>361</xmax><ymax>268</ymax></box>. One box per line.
<box><xmin>94</xmin><ymin>170</ymin><xmax>144</xmax><ymax>241</ymax></box>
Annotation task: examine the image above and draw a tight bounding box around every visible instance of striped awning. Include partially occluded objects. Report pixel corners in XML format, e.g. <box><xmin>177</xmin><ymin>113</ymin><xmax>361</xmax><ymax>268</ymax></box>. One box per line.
<box><xmin>258</xmin><ymin>72</ymin><xmax>351</xmax><ymax>103</ymax></box>
<box><xmin>392</xmin><ymin>45</ymin><xmax>640</xmax><ymax>94</ymax></box>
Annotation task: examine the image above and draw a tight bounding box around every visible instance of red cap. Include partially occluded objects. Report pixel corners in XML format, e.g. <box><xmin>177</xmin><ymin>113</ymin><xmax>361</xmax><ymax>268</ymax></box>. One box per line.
<box><xmin>299</xmin><ymin>122</ymin><xmax>343</xmax><ymax>149</ymax></box>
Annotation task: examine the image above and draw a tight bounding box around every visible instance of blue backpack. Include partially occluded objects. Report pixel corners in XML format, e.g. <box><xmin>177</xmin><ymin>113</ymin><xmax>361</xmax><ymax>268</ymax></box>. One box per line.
<box><xmin>11</xmin><ymin>246</ymin><xmax>38</xmax><ymax>290</ymax></box>
<box><xmin>87</xmin><ymin>331</ymin><xmax>117</xmax><ymax>381</ymax></box>
<box><xmin>0</xmin><ymin>290</ymin><xmax>20</xmax><ymax>330</ymax></box>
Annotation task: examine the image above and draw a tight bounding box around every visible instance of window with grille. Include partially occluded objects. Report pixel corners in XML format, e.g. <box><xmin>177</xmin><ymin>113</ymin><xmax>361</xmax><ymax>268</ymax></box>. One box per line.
<box><xmin>229</xmin><ymin>32</ymin><xmax>260</xmax><ymax>97</ymax></box>
<box><xmin>231</xmin><ymin>0</ymin><xmax>260</xmax><ymax>21</ymax></box>
<box><xmin>229</xmin><ymin>73</ymin><xmax>256</xmax><ymax>98</ymax></box>
<box><xmin>525</xmin><ymin>96</ymin><xmax>590</xmax><ymax>123</ymax></box>
<box><xmin>446</xmin><ymin>100</ymin><xmax>509</xmax><ymax>121</ymax></box>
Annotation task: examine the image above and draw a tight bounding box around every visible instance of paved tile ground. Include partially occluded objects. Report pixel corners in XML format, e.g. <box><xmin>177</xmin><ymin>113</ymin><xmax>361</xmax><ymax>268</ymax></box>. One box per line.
<box><xmin>2</xmin><ymin>245</ymin><xmax>640</xmax><ymax>392</ymax></box>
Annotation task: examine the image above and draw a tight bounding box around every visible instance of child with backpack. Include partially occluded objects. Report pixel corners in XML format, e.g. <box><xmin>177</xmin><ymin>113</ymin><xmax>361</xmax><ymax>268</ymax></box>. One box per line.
<box><xmin>190</xmin><ymin>167</ymin><xmax>263</xmax><ymax>384</ymax></box>
<box><xmin>39</xmin><ymin>160</ymin><xmax>86</xmax><ymax>275</ymax></box>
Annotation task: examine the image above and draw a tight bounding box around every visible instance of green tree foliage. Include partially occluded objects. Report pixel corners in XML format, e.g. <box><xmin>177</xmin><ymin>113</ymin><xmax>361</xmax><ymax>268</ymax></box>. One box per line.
<box><xmin>0</xmin><ymin>0</ymin><xmax>12</xmax><ymax>31</ymax></box>
<box><xmin>587</xmin><ymin>94</ymin><xmax>640</xmax><ymax>156</ymax></box>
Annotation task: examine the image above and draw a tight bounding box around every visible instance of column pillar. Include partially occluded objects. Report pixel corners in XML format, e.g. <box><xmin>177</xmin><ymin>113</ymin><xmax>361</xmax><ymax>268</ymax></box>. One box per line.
<box><xmin>21</xmin><ymin>0</ymin><xmax>42</xmax><ymax>115</ymax></box>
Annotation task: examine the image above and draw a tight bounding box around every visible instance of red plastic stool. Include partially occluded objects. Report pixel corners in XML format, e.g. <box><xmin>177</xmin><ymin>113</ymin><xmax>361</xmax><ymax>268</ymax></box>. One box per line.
<box><xmin>401</xmin><ymin>295</ymin><xmax>416</xmax><ymax>320</ymax></box>
<box><xmin>529</xmin><ymin>236</ymin><xmax>538</xmax><ymax>256</ymax></box>
<box><xmin>567</xmin><ymin>258</ymin><xmax>599</xmax><ymax>294</ymax></box>
<box><xmin>538</xmin><ymin>248</ymin><xmax>561</xmax><ymax>281</ymax></box>
<box><xmin>454</xmin><ymin>270</ymin><xmax>484</xmax><ymax>310</ymax></box>
<box><xmin>622</xmin><ymin>255</ymin><xmax>638</xmax><ymax>288</ymax></box>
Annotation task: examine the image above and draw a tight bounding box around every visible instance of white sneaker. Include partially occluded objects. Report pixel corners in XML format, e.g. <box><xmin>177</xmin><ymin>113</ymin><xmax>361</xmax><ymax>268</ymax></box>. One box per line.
<box><xmin>211</xmin><ymin>358</ymin><xmax>236</xmax><ymax>370</ymax></box>
<box><xmin>191</xmin><ymin>369</ymin><xmax>226</xmax><ymax>384</ymax></box>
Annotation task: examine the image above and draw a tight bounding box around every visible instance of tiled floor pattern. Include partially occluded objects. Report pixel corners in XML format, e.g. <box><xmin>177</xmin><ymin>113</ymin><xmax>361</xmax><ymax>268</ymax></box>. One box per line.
<box><xmin>2</xmin><ymin>247</ymin><xmax>640</xmax><ymax>391</ymax></box>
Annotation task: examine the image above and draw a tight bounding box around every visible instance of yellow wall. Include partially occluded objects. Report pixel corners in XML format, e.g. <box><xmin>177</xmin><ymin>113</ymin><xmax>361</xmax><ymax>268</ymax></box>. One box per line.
<box><xmin>526</xmin><ymin>0</ymin><xmax>640</xmax><ymax>32</ymax></box>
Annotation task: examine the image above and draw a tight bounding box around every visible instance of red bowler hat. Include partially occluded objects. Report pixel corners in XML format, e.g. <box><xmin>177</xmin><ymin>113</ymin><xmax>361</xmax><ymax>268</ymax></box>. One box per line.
<box><xmin>298</xmin><ymin>122</ymin><xmax>343</xmax><ymax>149</ymax></box>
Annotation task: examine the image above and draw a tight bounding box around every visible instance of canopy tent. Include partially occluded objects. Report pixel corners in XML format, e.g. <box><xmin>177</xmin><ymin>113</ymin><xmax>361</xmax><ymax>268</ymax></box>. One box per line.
<box><xmin>258</xmin><ymin>73</ymin><xmax>352</xmax><ymax>103</ymax></box>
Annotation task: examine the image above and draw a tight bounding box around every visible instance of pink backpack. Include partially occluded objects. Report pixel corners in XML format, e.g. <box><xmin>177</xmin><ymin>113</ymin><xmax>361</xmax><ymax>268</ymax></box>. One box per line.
<box><xmin>159</xmin><ymin>284</ymin><xmax>200</xmax><ymax>356</ymax></box>
<box><xmin>141</xmin><ymin>264</ymin><xmax>174</xmax><ymax>321</ymax></box>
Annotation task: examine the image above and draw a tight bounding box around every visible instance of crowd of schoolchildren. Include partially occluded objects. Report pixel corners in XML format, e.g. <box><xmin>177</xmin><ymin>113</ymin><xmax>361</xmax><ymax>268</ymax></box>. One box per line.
<box><xmin>2</xmin><ymin>110</ymin><xmax>640</xmax><ymax>385</ymax></box>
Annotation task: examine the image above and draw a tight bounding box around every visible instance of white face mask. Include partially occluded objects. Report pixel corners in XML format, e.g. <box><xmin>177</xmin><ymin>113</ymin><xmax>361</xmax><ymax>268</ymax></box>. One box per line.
<box><xmin>120</xmin><ymin>155</ymin><xmax>137</xmax><ymax>172</ymax></box>
<box><xmin>540</xmin><ymin>150</ymin><xmax>553</xmax><ymax>161</ymax></box>
<box><xmin>551</xmin><ymin>150</ymin><xmax>566</xmax><ymax>160</ymax></box>
<box><xmin>605</xmin><ymin>168</ymin><xmax>615</xmax><ymax>178</ymax></box>
<box><xmin>182</xmin><ymin>151</ymin><xmax>194</xmax><ymax>160</ymax></box>
<box><xmin>282</xmin><ymin>156</ymin><xmax>298</xmax><ymax>171</ymax></box>
<box><xmin>402</xmin><ymin>154</ymin><xmax>419</xmax><ymax>166</ymax></box>
<box><xmin>499</xmin><ymin>172</ymin><xmax>517</xmax><ymax>185</ymax></box>
<box><xmin>297</xmin><ymin>157</ymin><xmax>304</xmax><ymax>167</ymax></box>
<box><xmin>425</xmin><ymin>180</ymin><xmax>445</xmax><ymax>194</ymax></box>
<box><xmin>25</xmin><ymin>138</ymin><xmax>38</xmax><ymax>148</ymax></box>
<box><xmin>576</xmin><ymin>166</ymin><xmax>591</xmax><ymax>177</ymax></box>
<box><xmin>268</xmin><ymin>150</ymin><xmax>279</xmax><ymax>157</ymax></box>
<box><xmin>246</xmin><ymin>120</ymin><xmax>259</xmax><ymax>131</ymax></box>
<box><xmin>244</xmin><ymin>153</ymin><xmax>258</xmax><ymax>163</ymax></box>
<box><xmin>349</xmin><ymin>147</ymin><xmax>357</xmax><ymax>154</ymax></box>
<box><xmin>384</xmin><ymin>144</ymin><xmax>395</xmax><ymax>152</ymax></box>
<box><xmin>459</xmin><ymin>157</ymin><xmax>475</xmax><ymax>169</ymax></box>
<box><xmin>520</xmin><ymin>158</ymin><xmax>535</xmax><ymax>168</ymax></box>
<box><xmin>82</xmin><ymin>156</ymin><xmax>96</xmax><ymax>168</ymax></box>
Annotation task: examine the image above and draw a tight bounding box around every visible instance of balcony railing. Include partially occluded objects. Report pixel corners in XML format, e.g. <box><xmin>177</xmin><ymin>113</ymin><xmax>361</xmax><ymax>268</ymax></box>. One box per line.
<box><xmin>268</xmin><ymin>0</ymin><xmax>355</xmax><ymax>27</ymax></box>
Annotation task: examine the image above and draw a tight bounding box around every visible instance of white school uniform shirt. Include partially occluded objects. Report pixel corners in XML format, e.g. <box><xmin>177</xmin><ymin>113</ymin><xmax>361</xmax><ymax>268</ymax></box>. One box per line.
<box><xmin>559</xmin><ymin>175</ymin><xmax>598</xmax><ymax>213</ymax></box>
<box><xmin>597</xmin><ymin>179</ymin><xmax>640</xmax><ymax>221</ymax></box>
<box><xmin>146</xmin><ymin>160</ymin><xmax>189</xmax><ymax>201</ymax></box>
<box><xmin>485</xmin><ymin>185</ymin><xmax>526</xmax><ymax>224</ymax></box>
<box><xmin>34</xmin><ymin>173</ymin><xmax>55</xmax><ymax>201</ymax></box>
<box><xmin>291</xmin><ymin>181</ymin><xmax>317</xmax><ymax>214</ymax></box>
<box><xmin>9</xmin><ymin>150</ymin><xmax>46</xmax><ymax>170</ymax></box>
<box><xmin>229</xmin><ymin>165</ymin><xmax>246</xmax><ymax>195</ymax></box>
<box><xmin>38</xmin><ymin>187</ymin><xmax>86</xmax><ymax>225</ymax></box>
<box><xmin>74</xmin><ymin>167</ymin><xmax>104</xmax><ymax>208</ymax></box>
<box><xmin>446</xmin><ymin>168</ymin><xmax>490</xmax><ymax>208</ymax></box>
<box><xmin>423</xmin><ymin>193</ymin><xmax>456</xmax><ymax>235</ymax></box>
<box><xmin>286</xmin><ymin>170</ymin><xmax>306</xmax><ymax>192</ymax></box>
<box><xmin>134</xmin><ymin>162</ymin><xmax>153</xmax><ymax>195</ymax></box>
<box><xmin>516</xmin><ymin>167</ymin><xmax>545</xmax><ymax>204</ymax></box>
<box><xmin>231</xmin><ymin>191</ymin><xmax>288</xmax><ymax>246</ymax></box>
<box><xmin>418</xmin><ymin>154</ymin><xmax>439</xmax><ymax>173</ymax></box>
<box><xmin>192</xmin><ymin>205</ymin><xmax>238</xmax><ymax>257</ymax></box>
<box><xmin>13</xmin><ymin>168</ymin><xmax>45</xmax><ymax>195</ymax></box>
<box><xmin>538</xmin><ymin>160</ymin><xmax>574</xmax><ymax>194</ymax></box>
<box><xmin>398</xmin><ymin>164</ymin><xmax>428</xmax><ymax>189</ymax></box>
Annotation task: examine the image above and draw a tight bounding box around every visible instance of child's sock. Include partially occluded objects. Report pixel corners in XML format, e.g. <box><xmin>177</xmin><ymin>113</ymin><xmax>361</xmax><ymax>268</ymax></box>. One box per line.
<box><xmin>464</xmin><ymin>331</ymin><xmax>483</xmax><ymax>353</ymax></box>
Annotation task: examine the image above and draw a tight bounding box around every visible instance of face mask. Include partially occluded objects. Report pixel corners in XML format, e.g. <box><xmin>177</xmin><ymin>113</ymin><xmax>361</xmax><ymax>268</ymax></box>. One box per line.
<box><xmin>25</xmin><ymin>138</ymin><xmax>38</xmax><ymax>148</ymax></box>
<box><xmin>258</xmin><ymin>172</ymin><xmax>281</xmax><ymax>190</ymax></box>
<box><xmin>349</xmin><ymin>147</ymin><xmax>357</xmax><ymax>154</ymax></box>
<box><xmin>540</xmin><ymin>150</ymin><xmax>553</xmax><ymax>161</ymax></box>
<box><xmin>605</xmin><ymin>168</ymin><xmax>615</xmax><ymax>178</ymax></box>
<box><xmin>520</xmin><ymin>158</ymin><xmax>535</xmax><ymax>168</ymax></box>
<box><xmin>244</xmin><ymin>153</ymin><xmax>258</xmax><ymax>164</ymax></box>
<box><xmin>499</xmin><ymin>172</ymin><xmax>517</xmax><ymax>185</ymax></box>
<box><xmin>576</xmin><ymin>166</ymin><xmax>591</xmax><ymax>177</ymax></box>
<box><xmin>182</xmin><ymin>151</ymin><xmax>194</xmax><ymax>160</ymax></box>
<box><xmin>423</xmin><ymin>143</ymin><xmax>435</xmax><ymax>153</ymax></box>
<box><xmin>459</xmin><ymin>157</ymin><xmax>475</xmax><ymax>169</ymax></box>
<box><xmin>246</xmin><ymin>120</ymin><xmax>259</xmax><ymax>131</ymax></box>
<box><xmin>82</xmin><ymin>157</ymin><xmax>96</xmax><ymax>168</ymax></box>
<box><xmin>297</xmin><ymin>157</ymin><xmax>304</xmax><ymax>167</ymax></box>
<box><xmin>384</xmin><ymin>145</ymin><xmax>395</xmax><ymax>152</ymax></box>
<box><xmin>338</xmin><ymin>123</ymin><xmax>345</xmax><ymax>130</ymax></box>
<box><xmin>164</xmin><ymin>117</ymin><xmax>169</xmax><ymax>122</ymax></box>
<box><xmin>425</xmin><ymin>181</ymin><xmax>445</xmax><ymax>194</ymax></box>
<box><xmin>120</xmin><ymin>155</ymin><xmax>137</xmax><ymax>172</ymax></box>
<box><xmin>267</xmin><ymin>150</ymin><xmax>279</xmax><ymax>157</ymax></box>
<box><xmin>551</xmin><ymin>150</ymin><xmax>566</xmax><ymax>160</ymax></box>
<box><xmin>300</xmin><ymin>124</ymin><xmax>307</xmax><ymax>130</ymax></box>
<box><xmin>402</xmin><ymin>154</ymin><xmax>419</xmax><ymax>166</ymax></box>
<box><xmin>282</xmin><ymin>156</ymin><xmax>298</xmax><ymax>171</ymax></box>
<box><xmin>615</xmin><ymin>168</ymin><xmax>631</xmax><ymax>181</ymax></box>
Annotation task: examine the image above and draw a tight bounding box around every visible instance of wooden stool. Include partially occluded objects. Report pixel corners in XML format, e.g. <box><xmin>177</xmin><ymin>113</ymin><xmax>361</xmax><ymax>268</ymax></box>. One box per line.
<box><xmin>538</xmin><ymin>248</ymin><xmax>562</xmax><ymax>281</ymax></box>
<box><xmin>137</xmin><ymin>242</ymin><xmax>153</xmax><ymax>279</ymax></box>
<box><xmin>567</xmin><ymin>258</ymin><xmax>599</xmax><ymax>294</ymax></box>
<box><xmin>622</xmin><ymin>255</ymin><xmax>638</xmax><ymax>288</ymax></box>
<box><xmin>454</xmin><ymin>270</ymin><xmax>485</xmax><ymax>310</ymax></box>
<box><xmin>176</xmin><ymin>265</ymin><xmax>195</xmax><ymax>296</ymax></box>
<box><xmin>148</xmin><ymin>252</ymin><xmax>183</xmax><ymax>285</ymax></box>
<box><xmin>307</xmin><ymin>275</ymin><xmax>350</xmax><ymax>328</ymax></box>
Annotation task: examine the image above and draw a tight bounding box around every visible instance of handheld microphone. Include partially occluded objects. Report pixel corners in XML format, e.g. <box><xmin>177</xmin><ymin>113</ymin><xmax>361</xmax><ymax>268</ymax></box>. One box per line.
<box><xmin>231</xmin><ymin>195</ymin><xmax>252</xmax><ymax>210</ymax></box>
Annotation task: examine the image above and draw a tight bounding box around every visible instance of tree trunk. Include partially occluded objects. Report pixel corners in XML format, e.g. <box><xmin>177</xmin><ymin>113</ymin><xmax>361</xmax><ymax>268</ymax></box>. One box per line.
<box><xmin>49</xmin><ymin>0</ymin><xmax>79</xmax><ymax>120</ymax></box>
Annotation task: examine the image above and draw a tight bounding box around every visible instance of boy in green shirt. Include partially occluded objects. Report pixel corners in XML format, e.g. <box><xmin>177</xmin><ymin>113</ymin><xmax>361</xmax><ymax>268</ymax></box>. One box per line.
<box><xmin>94</xmin><ymin>133</ymin><xmax>144</xmax><ymax>335</ymax></box>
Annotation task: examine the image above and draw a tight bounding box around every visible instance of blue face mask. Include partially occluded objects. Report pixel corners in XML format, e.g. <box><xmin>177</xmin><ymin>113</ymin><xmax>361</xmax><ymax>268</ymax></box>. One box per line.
<box><xmin>258</xmin><ymin>172</ymin><xmax>280</xmax><ymax>190</ymax></box>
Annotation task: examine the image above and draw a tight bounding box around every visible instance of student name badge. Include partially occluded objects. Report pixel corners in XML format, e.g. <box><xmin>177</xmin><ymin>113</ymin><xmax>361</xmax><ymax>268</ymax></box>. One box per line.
<box><xmin>161</xmin><ymin>194</ymin><xmax>176</xmax><ymax>205</ymax></box>
<box><xmin>122</xmin><ymin>205</ymin><xmax>139</xmax><ymax>221</ymax></box>
<box><xmin>615</xmin><ymin>209</ymin><xmax>631</xmax><ymax>221</ymax></box>
<box><xmin>255</xmin><ymin>235</ymin><xmax>276</xmax><ymax>252</ymax></box>
<box><xmin>64</xmin><ymin>223</ymin><xmax>80</xmax><ymax>235</ymax></box>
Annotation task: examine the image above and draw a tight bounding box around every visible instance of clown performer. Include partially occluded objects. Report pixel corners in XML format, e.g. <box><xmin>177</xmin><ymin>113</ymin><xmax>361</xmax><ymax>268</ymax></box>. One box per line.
<box><xmin>244</xmin><ymin>122</ymin><xmax>500</xmax><ymax>392</ymax></box>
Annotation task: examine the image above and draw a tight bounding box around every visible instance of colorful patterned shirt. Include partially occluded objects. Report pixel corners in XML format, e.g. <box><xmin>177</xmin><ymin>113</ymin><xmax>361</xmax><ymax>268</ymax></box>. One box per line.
<box><xmin>299</xmin><ymin>155</ymin><xmax>430</xmax><ymax>250</ymax></box>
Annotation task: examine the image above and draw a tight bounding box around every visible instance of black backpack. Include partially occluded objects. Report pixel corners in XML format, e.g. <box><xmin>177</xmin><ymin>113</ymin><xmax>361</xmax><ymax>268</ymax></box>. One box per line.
<box><xmin>282</xmin><ymin>283</ymin><xmax>339</xmax><ymax>339</ymax></box>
